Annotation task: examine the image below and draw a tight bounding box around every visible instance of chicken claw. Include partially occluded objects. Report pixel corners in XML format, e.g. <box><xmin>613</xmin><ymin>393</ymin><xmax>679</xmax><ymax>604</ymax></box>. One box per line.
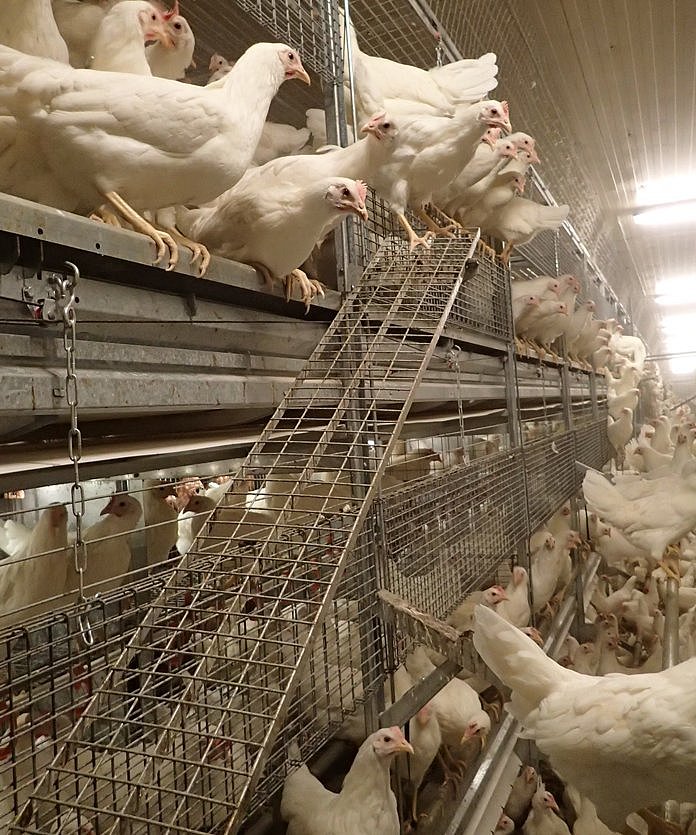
<box><xmin>89</xmin><ymin>206</ymin><xmax>122</xmax><ymax>227</ymax></box>
<box><xmin>659</xmin><ymin>545</ymin><xmax>682</xmax><ymax>581</ymax></box>
<box><xmin>101</xmin><ymin>190</ymin><xmax>178</xmax><ymax>270</ymax></box>
<box><xmin>159</xmin><ymin>226</ymin><xmax>211</xmax><ymax>276</ymax></box>
<box><xmin>284</xmin><ymin>268</ymin><xmax>325</xmax><ymax>312</ymax></box>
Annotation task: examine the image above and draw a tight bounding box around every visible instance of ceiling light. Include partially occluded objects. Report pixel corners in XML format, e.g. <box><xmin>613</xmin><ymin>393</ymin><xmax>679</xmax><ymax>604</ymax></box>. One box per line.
<box><xmin>670</xmin><ymin>355</ymin><xmax>696</xmax><ymax>375</ymax></box>
<box><xmin>634</xmin><ymin>202</ymin><xmax>696</xmax><ymax>226</ymax></box>
<box><xmin>633</xmin><ymin>175</ymin><xmax>696</xmax><ymax>226</ymax></box>
<box><xmin>638</xmin><ymin>174</ymin><xmax>696</xmax><ymax>205</ymax></box>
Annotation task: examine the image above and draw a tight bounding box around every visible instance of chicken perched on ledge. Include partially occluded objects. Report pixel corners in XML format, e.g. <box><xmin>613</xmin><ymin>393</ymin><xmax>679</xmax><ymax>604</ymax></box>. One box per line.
<box><xmin>177</xmin><ymin>177</ymin><xmax>368</xmax><ymax>310</ymax></box>
<box><xmin>0</xmin><ymin>42</ymin><xmax>310</xmax><ymax>270</ymax></box>
<box><xmin>474</xmin><ymin>605</ymin><xmax>696</xmax><ymax>829</ymax></box>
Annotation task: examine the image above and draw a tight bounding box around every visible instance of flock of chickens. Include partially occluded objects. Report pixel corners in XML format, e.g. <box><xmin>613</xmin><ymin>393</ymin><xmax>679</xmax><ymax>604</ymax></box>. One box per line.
<box><xmin>0</xmin><ymin>0</ymin><xmax>571</xmax><ymax>309</ymax></box>
<box><xmin>277</xmin><ymin>345</ymin><xmax>696</xmax><ymax>835</ymax></box>
<box><xmin>3</xmin><ymin>3</ymin><xmax>696</xmax><ymax>835</ymax></box>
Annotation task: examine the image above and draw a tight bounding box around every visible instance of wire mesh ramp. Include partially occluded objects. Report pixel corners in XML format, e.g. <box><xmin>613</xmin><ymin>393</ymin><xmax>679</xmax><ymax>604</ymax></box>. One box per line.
<box><xmin>16</xmin><ymin>233</ymin><xmax>479</xmax><ymax>835</ymax></box>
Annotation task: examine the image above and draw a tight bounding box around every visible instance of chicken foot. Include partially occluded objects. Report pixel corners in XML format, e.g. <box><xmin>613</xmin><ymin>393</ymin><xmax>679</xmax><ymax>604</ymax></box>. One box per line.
<box><xmin>156</xmin><ymin>224</ymin><xmax>211</xmax><ymax>277</ymax></box>
<box><xmin>100</xmin><ymin>191</ymin><xmax>178</xmax><ymax>270</ymax></box>
<box><xmin>284</xmin><ymin>268</ymin><xmax>325</xmax><ymax>313</ymax></box>
<box><xmin>90</xmin><ymin>205</ymin><xmax>122</xmax><ymax>227</ymax></box>
<box><xmin>438</xmin><ymin>747</ymin><xmax>467</xmax><ymax>789</ymax></box>
<box><xmin>396</xmin><ymin>212</ymin><xmax>434</xmax><ymax>251</ymax></box>
<box><xmin>416</xmin><ymin>207</ymin><xmax>458</xmax><ymax>238</ymax></box>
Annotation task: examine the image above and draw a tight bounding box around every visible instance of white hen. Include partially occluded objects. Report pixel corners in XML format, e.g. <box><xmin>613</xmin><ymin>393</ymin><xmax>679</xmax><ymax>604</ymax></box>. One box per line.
<box><xmin>177</xmin><ymin>176</ymin><xmax>367</xmax><ymax>309</ymax></box>
<box><xmin>474</xmin><ymin>605</ymin><xmax>696</xmax><ymax>829</ymax></box>
<box><xmin>0</xmin><ymin>42</ymin><xmax>310</xmax><ymax>268</ymax></box>
<box><xmin>280</xmin><ymin>727</ymin><xmax>413</xmax><ymax>835</ymax></box>
<box><xmin>0</xmin><ymin>505</ymin><xmax>68</xmax><ymax>627</ymax></box>
<box><xmin>89</xmin><ymin>1</ymin><xmax>171</xmax><ymax>74</ymax></box>
<box><xmin>146</xmin><ymin>5</ymin><xmax>195</xmax><ymax>80</ymax></box>
<box><xmin>63</xmin><ymin>494</ymin><xmax>142</xmax><ymax>595</ymax></box>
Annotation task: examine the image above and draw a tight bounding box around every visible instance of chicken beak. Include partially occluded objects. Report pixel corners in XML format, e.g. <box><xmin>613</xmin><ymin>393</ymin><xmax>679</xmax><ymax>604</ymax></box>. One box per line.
<box><xmin>288</xmin><ymin>64</ymin><xmax>311</xmax><ymax>85</ymax></box>
<box><xmin>100</xmin><ymin>497</ymin><xmax>115</xmax><ymax>516</ymax></box>
<box><xmin>397</xmin><ymin>739</ymin><xmax>415</xmax><ymax>755</ymax></box>
<box><xmin>529</xmin><ymin>148</ymin><xmax>541</xmax><ymax>164</ymax></box>
<box><xmin>348</xmin><ymin>201</ymin><xmax>368</xmax><ymax>221</ymax></box>
<box><xmin>150</xmin><ymin>24</ymin><xmax>175</xmax><ymax>50</ymax></box>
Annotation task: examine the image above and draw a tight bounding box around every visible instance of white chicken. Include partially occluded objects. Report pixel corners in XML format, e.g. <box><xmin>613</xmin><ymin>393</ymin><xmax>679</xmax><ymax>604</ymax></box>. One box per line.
<box><xmin>607</xmin><ymin>407</ymin><xmax>634</xmax><ymax>463</ymax></box>
<box><xmin>367</xmin><ymin>100</ymin><xmax>511</xmax><ymax>249</ymax></box>
<box><xmin>404</xmin><ymin>645</ymin><xmax>490</xmax><ymax>774</ymax></box>
<box><xmin>0</xmin><ymin>0</ymin><xmax>69</xmax><ymax>63</ymax></box>
<box><xmin>63</xmin><ymin>494</ymin><xmax>142</xmax><ymax>595</ymax></box>
<box><xmin>484</xmin><ymin>198</ymin><xmax>569</xmax><ymax>265</ymax></box>
<box><xmin>177</xmin><ymin>176</ymin><xmax>367</xmax><ymax>310</ymax></box>
<box><xmin>176</xmin><ymin>493</ymin><xmax>216</xmax><ymax>555</ymax></box>
<box><xmin>504</xmin><ymin>764</ymin><xmax>538</xmax><ymax>825</ymax></box>
<box><xmin>142</xmin><ymin>480</ymin><xmax>177</xmax><ymax>566</ymax></box>
<box><xmin>391</xmin><ymin>666</ymin><xmax>441</xmax><ymax>824</ymax></box>
<box><xmin>89</xmin><ymin>1</ymin><xmax>172</xmax><ymax>74</ymax></box>
<box><xmin>474</xmin><ymin>604</ymin><xmax>696</xmax><ymax>829</ymax></box>
<box><xmin>0</xmin><ymin>504</ymin><xmax>68</xmax><ymax>626</ymax></box>
<box><xmin>584</xmin><ymin>462</ymin><xmax>696</xmax><ymax>565</ymax></box>
<box><xmin>446</xmin><ymin>583</ymin><xmax>509</xmax><ymax>631</ymax></box>
<box><xmin>497</xmin><ymin>565</ymin><xmax>531</xmax><ymax>627</ymax></box>
<box><xmin>208</xmin><ymin>52</ymin><xmax>233</xmax><ymax>83</ymax></box>
<box><xmin>522</xmin><ymin>782</ymin><xmax>570</xmax><ymax>835</ymax></box>
<box><xmin>280</xmin><ymin>727</ymin><xmax>413</xmax><ymax>835</ymax></box>
<box><xmin>342</xmin><ymin>12</ymin><xmax>498</xmax><ymax>119</ymax></box>
<box><xmin>146</xmin><ymin>4</ymin><xmax>195</xmax><ymax>80</ymax></box>
<box><xmin>0</xmin><ymin>42</ymin><xmax>310</xmax><ymax>269</ymax></box>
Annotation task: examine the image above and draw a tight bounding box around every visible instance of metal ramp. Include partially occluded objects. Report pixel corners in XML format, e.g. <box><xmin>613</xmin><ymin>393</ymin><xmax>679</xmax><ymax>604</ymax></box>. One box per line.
<box><xmin>19</xmin><ymin>233</ymin><xmax>479</xmax><ymax>835</ymax></box>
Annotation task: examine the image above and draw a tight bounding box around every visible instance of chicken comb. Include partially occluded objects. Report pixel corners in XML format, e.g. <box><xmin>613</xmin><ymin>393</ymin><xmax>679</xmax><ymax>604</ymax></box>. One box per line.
<box><xmin>355</xmin><ymin>180</ymin><xmax>368</xmax><ymax>204</ymax></box>
<box><xmin>163</xmin><ymin>0</ymin><xmax>180</xmax><ymax>20</ymax></box>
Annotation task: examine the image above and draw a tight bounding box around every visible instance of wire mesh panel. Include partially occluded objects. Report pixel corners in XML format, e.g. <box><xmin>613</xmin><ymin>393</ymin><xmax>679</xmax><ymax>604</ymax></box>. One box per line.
<box><xmin>522</xmin><ymin>430</ymin><xmax>577</xmax><ymax>531</ymax></box>
<box><xmin>21</xmin><ymin>234</ymin><xmax>477</xmax><ymax>835</ymax></box>
<box><xmin>574</xmin><ymin>418</ymin><xmax>612</xmax><ymax>484</ymax></box>
<box><xmin>568</xmin><ymin>371</ymin><xmax>595</xmax><ymax>428</ymax></box>
<box><xmin>379</xmin><ymin>449</ymin><xmax>526</xmax><ymax>621</ymax></box>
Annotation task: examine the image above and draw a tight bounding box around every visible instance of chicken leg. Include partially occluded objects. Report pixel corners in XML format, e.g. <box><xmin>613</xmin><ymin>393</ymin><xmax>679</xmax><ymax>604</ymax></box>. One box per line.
<box><xmin>500</xmin><ymin>241</ymin><xmax>515</xmax><ymax>265</ymax></box>
<box><xmin>659</xmin><ymin>545</ymin><xmax>682</xmax><ymax>581</ymax></box>
<box><xmin>101</xmin><ymin>191</ymin><xmax>178</xmax><ymax>270</ymax></box>
<box><xmin>415</xmin><ymin>206</ymin><xmax>460</xmax><ymax>237</ymax></box>
<box><xmin>396</xmin><ymin>212</ymin><xmax>433</xmax><ymax>251</ymax></box>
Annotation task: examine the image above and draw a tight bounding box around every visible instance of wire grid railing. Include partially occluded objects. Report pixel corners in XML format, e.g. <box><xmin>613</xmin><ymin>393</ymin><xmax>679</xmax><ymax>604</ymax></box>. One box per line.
<box><xmin>18</xmin><ymin>234</ymin><xmax>477</xmax><ymax>835</ymax></box>
<box><xmin>358</xmin><ymin>221</ymin><xmax>512</xmax><ymax>342</ymax></box>
<box><xmin>379</xmin><ymin>449</ymin><xmax>527</xmax><ymax>621</ymax></box>
<box><xmin>186</xmin><ymin>0</ymin><xmax>332</xmax><ymax>80</ymax></box>
<box><xmin>574</xmin><ymin>418</ymin><xmax>612</xmax><ymax>487</ymax></box>
<box><xmin>522</xmin><ymin>430</ymin><xmax>577</xmax><ymax>531</ymax></box>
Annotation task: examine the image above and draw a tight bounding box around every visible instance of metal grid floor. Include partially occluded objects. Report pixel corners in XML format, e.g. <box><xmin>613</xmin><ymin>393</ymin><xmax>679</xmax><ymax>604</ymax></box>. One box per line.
<box><xmin>18</xmin><ymin>234</ymin><xmax>479</xmax><ymax>835</ymax></box>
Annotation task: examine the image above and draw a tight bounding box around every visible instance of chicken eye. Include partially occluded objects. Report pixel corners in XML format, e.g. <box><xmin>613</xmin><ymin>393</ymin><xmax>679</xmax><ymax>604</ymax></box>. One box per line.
<box><xmin>151</xmin><ymin>13</ymin><xmax>157</xmax><ymax>20</ymax></box>
<box><xmin>342</xmin><ymin>187</ymin><xmax>350</xmax><ymax>197</ymax></box>
<box><xmin>383</xmin><ymin>121</ymin><xmax>391</xmax><ymax>128</ymax></box>
<box><xmin>174</xmin><ymin>21</ymin><xmax>182</xmax><ymax>30</ymax></box>
<box><xmin>287</xmin><ymin>52</ymin><xmax>295</xmax><ymax>61</ymax></box>
<box><xmin>383</xmin><ymin>735</ymin><xmax>392</xmax><ymax>743</ymax></box>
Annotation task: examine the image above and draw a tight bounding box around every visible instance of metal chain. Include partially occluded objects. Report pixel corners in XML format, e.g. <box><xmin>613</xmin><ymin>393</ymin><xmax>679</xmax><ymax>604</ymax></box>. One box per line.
<box><xmin>434</xmin><ymin>31</ymin><xmax>444</xmax><ymax>68</ymax></box>
<box><xmin>58</xmin><ymin>261</ymin><xmax>94</xmax><ymax>646</ymax></box>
